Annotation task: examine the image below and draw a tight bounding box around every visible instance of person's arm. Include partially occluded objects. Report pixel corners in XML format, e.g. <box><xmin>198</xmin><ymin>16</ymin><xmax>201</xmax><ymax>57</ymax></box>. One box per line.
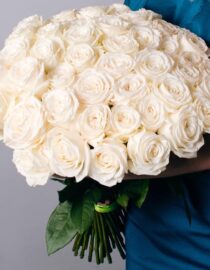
<box><xmin>125</xmin><ymin>134</ymin><xmax>210</xmax><ymax>180</ymax></box>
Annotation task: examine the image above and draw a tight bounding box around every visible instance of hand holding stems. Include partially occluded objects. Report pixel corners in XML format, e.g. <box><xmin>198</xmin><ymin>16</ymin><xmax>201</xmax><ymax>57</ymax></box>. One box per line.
<box><xmin>124</xmin><ymin>134</ymin><xmax>210</xmax><ymax>180</ymax></box>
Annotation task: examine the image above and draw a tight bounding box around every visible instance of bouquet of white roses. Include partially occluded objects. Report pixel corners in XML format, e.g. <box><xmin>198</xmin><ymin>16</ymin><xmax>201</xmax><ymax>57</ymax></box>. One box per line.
<box><xmin>0</xmin><ymin>3</ymin><xmax>210</xmax><ymax>264</ymax></box>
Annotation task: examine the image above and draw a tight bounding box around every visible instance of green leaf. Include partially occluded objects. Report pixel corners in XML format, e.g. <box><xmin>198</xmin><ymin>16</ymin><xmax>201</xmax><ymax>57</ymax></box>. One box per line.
<box><xmin>46</xmin><ymin>201</ymin><xmax>77</xmax><ymax>255</ymax></box>
<box><xmin>117</xmin><ymin>193</ymin><xmax>129</xmax><ymax>208</ymax></box>
<box><xmin>117</xmin><ymin>180</ymin><xmax>149</xmax><ymax>208</ymax></box>
<box><xmin>71</xmin><ymin>188</ymin><xmax>102</xmax><ymax>234</ymax></box>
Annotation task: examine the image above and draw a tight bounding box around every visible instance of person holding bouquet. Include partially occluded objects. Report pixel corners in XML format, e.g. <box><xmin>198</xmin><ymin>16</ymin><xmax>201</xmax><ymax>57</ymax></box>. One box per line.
<box><xmin>124</xmin><ymin>0</ymin><xmax>210</xmax><ymax>269</ymax></box>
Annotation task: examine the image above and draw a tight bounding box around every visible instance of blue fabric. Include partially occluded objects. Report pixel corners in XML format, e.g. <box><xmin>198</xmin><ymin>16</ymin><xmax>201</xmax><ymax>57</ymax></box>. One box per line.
<box><xmin>124</xmin><ymin>0</ymin><xmax>210</xmax><ymax>46</ymax></box>
<box><xmin>124</xmin><ymin>1</ymin><xmax>210</xmax><ymax>268</ymax></box>
<box><xmin>126</xmin><ymin>173</ymin><xmax>210</xmax><ymax>269</ymax></box>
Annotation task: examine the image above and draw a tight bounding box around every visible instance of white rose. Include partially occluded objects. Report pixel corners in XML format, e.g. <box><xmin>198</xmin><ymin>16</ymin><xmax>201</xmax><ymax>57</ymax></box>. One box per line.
<box><xmin>31</xmin><ymin>36</ymin><xmax>64</xmax><ymax>70</ymax></box>
<box><xmin>179</xmin><ymin>51</ymin><xmax>205</xmax><ymax>67</ymax></box>
<box><xmin>77</xmin><ymin>104</ymin><xmax>111</xmax><ymax>146</ymax></box>
<box><xmin>110</xmin><ymin>105</ymin><xmax>141</xmax><ymax>142</ymax></box>
<box><xmin>77</xmin><ymin>6</ymin><xmax>107</xmax><ymax>18</ymax></box>
<box><xmin>43</xmin><ymin>88</ymin><xmax>79</xmax><ymax>125</ymax></box>
<box><xmin>96</xmin><ymin>52</ymin><xmax>134</xmax><ymax>79</ymax></box>
<box><xmin>194</xmin><ymin>97</ymin><xmax>210</xmax><ymax>133</ymax></box>
<box><xmin>127</xmin><ymin>130</ymin><xmax>170</xmax><ymax>175</ymax></box>
<box><xmin>75</xmin><ymin>68</ymin><xmax>114</xmax><ymax>105</ymax></box>
<box><xmin>153</xmin><ymin>74</ymin><xmax>192</xmax><ymax>112</ymax></box>
<box><xmin>137</xmin><ymin>9</ymin><xmax>162</xmax><ymax>21</ymax></box>
<box><xmin>4</xmin><ymin>96</ymin><xmax>44</xmax><ymax>149</ymax></box>
<box><xmin>107</xmin><ymin>4</ymin><xmax>130</xmax><ymax>16</ymax></box>
<box><xmin>7</xmin><ymin>57</ymin><xmax>48</xmax><ymax>97</ymax></box>
<box><xmin>96</xmin><ymin>15</ymin><xmax>131</xmax><ymax>36</ymax></box>
<box><xmin>174</xmin><ymin>62</ymin><xmax>201</xmax><ymax>86</ymax></box>
<box><xmin>133</xmin><ymin>25</ymin><xmax>161</xmax><ymax>49</ymax></box>
<box><xmin>66</xmin><ymin>43</ymin><xmax>98</xmax><ymax>71</ymax></box>
<box><xmin>159</xmin><ymin>36</ymin><xmax>179</xmax><ymax>56</ymax></box>
<box><xmin>8</xmin><ymin>15</ymin><xmax>43</xmax><ymax>39</ymax></box>
<box><xmin>178</xmin><ymin>30</ymin><xmax>208</xmax><ymax>54</ymax></box>
<box><xmin>36</xmin><ymin>22</ymin><xmax>63</xmax><ymax>37</ymax></box>
<box><xmin>204</xmin><ymin>59</ymin><xmax>210</xmax><ymax>75</ymax></box>
<box><xmin>158</xmin><ymin>105</ymin><xmax>204</xmax><ymax>158</ymax></box>
<box><xmin>0</xmin><ymin>88</ymin><xmax>12</xmax><ymax>139</ymax></box>
<box><xmin>52</xmin><ymin>10</ymin><xmax>77</xmax><ymax>22</ymax></box>
<box><xmin>13</xmin><ymin>143</ymin><xmax>51</xmax><ymax>187</ymax></box>
<box><xmin>135</xmin><ymin>49</ymin><xmax>174</xmax><ymax>79</ymax></box>
<box><xmin>102</xmin><ymin>31</ymin><xmax>139</xmax><ymax>54</ymax></box>
<box><xmin>113</xmin><ymin>73</ymin><xmax>147</xmax><ymax>104</ymax></box>
<box><xmin>64</xmin><ymin>18</ymin><xmax>101</xmax><ymax>45</ymax></box>
<box><xmin>1</xmin><ymin>36</ymin><xmax>32</xmax><ymax>66</ymax></box>
<box><xmin>152</xmin><ymin>19</ymin><xmax>179</xmax><ymax>36</ymax></box>
<box><xmin>45</xmin><ymin>127</ymin><xmax>90</xmax><ymax>181</ymax></box>
<box><xmin>49</xmin><ymin>62</ymin><xmax>75</xmax><ymax>89</ymax></box>
<box><xmin>195</xmin><ymin>75</ymin><xmax>210</xmax><ymax>100</ymax></box>
<box><xmin>89</xmin><ymin>140</ymin><xmax>128</xmax><ymax>187</ymax></box>
<box><xmin>138</xmin><ymin>94</ymin><xmax>166</xmax><ymax>132</ymax></box>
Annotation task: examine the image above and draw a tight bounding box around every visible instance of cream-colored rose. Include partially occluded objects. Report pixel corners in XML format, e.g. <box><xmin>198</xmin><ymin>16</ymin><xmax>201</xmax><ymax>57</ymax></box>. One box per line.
<box><xmin>158</xmin><ymin>105</ymin><xmax>204</xmax><ymax>158</ymax></box>
<box><xmin>153</xmin><ymin>74</ymin><xmax>192</xmax><ymax>112</ymax></box>
<box><xmin>137</xmin><ymin>9</ymin><xmax>162</xmax><ymax>21</ymax></box>
<box><xmin>51</xmin><ymin>10</ymin><xmax>77</xmax><ymax>22</ymax></box>
<box><xmin>159</xmin><ymin>36</ymin><xmax>179</xmax><ymax>56</ymax></box>
<box><xmin>66</xmin><ymin>43</ymin><xmax>98</xmax><ymax>71</ymax></box>
<box><xmin>64</xmin><ymin>18</ymin><xmax>101</xmax><ymax>45</ymax></box>
<box><xmin>4</xmin><ymin>96</ymin><xmax>44</xmax><ymax>149</ymax></box>
<box><xmin>107</xmin><ymin>3</ymin><xmax>130</xmax><ymax>16</ymax></box>
<box><xmin>77</xmin><ymin>6</ymin><xmax>107</xmax><ymax>18</ymax></box>
<box><xmin>75</xmin><ymin>68</ymin><xmax>114</xmax><ymax>105</ymax></box>
<box><xmin>110</xmin><ymin>105</ymin><xmax>141</xmax><ymax>142</ymax></box>
<box><xmin>178</xmin><ymin>30</ymin><xmax>208</xmax><ymax>54</ymax></box>
<box><xmin>179</xmin><ymin>51</ymin><xmax>205</xmax><ymax>67</ymax></box>
<box><xmin>49</xmin><ymin>62</ymin><xmax>75</xmax><ymax>89</ymax></box>
<box><xmin>127</xmin><ymin>130</ymin><xmax>170</xmax><ymax>175</ymax></box>
<box><xmin>194</xmin><ymin>97</ymin><xmax>210</xmax><ymax>133</ymax></box>
<box><xmin>43</xmin><ymin>88</ymin><xmax>79</xmax><ymax>125</ymax></box>
<box><xmin>96</xmin><ymin>15</ymin><xmax>131</xmax><ymax>36</ymax></box>
<box><xmin>7</xmin><ymin>57</ymin><xmax>48</xmax><ymax>97</ymax></box>
<box><xmin>13</xmin><ymin>143</ymin><xmax>51</xmax><ymax>187</ymax></box>
<box><xmin>1</xmin><ymin>36</ymin><xmax>32</xmax><ymax>66</ymax></box>
<box><xmin>31</xmin><ymin>36</ymin><xmax>64</xmax><ymax>70</ymax></box>
<box><xmin>152</xmin><ymin>19</ymin><xmax>179</xmax><ymax>36</ymax></box>
<box><xmin>45</xmin><ymin>127</ymin><xmax>90</xmax><ymax>181</ymax></box>
<box><xmin>96</xmin><ymin>52</ymin><xmax>134</xmax><ymax>79</ymax></box>
<box><xmin>138</xmin><ymin>94</ymin><xmax>166</xmax><ymax>132</ymax></box>
<box><xmin>113</xmin><ymin>73</ymin><xmax>147</xmax><ymax>104</ymax></box>
<box><xmin>135</xmin><ymin>49</ymin><xmax>174</xmax><ymax>79</ymax></box>
<box><xmin>102</xmin><ymin>30</ymin><xmax>139</xmax><ymax>54</ymax></box>
<box><xmin>89</xmin><ymin>140</ymin><xmax>128</xmax><ymax>187</ymax></box>
<box><xmin>77</xmin><ymin>104</ymin><xmax>111</xmax><ymax>146</ymax></box>
<box><xmin>133</xmin><ymin>25</ymin><xmax>161</xmax><ymax>49</ymax></box>
<box><xmin>0</xmin><ymin>88</ymin><xmax>12</xmax><ymax>139</ymax></box>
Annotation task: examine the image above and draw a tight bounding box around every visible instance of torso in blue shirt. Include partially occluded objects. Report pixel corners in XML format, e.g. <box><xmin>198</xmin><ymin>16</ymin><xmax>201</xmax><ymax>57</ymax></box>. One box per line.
<box><xmin>124</xmin><ymin>0</ymin><xmax>210</xmax><ymax>269</ymax></box>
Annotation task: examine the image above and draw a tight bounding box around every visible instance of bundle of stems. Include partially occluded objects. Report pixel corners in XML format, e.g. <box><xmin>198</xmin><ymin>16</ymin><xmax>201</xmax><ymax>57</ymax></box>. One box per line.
<box><xmin>72</xmin><ymin>206</ymin><xmax>127</xmax><ymax>264</ymax></box>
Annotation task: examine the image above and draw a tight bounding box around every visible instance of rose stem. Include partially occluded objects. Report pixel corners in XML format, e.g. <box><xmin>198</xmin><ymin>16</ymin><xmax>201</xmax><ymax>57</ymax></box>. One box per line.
<box><xmin>72</xmin><ymin>233</ymin><xmax>80</xmax><ymax>252</ymax></box>
<box><xmin>99</xmin><ymin>213</ymin><xmax>112</xmax><ymax>264</ymax></box>
<box><xmin>95</xmin><ymin>212</ymin><xmax>105</xmax><ymax>263</ymax></box>
<box><xmin>106</xmin><ymin>214</ymin><xmax>126</xmax><ymax>259</ymax></box>
<box><xmin>88</xmin><ymin>226</ymin><xmax>95</xmax><ymax>262</ymax></box>
<box><xmin>74</xmin><ymin>233</ymin><xmax>83</xmax><ymax>256</ymax></box>
<box><xmin>80</xmin><ymin>229</ymin><xmax>89</xmax><ymax>259</ymax></box>
<box><xmin>93</xmin><ymin>218</ymin><xmax>100</xmax><ymax>264</ymax></box>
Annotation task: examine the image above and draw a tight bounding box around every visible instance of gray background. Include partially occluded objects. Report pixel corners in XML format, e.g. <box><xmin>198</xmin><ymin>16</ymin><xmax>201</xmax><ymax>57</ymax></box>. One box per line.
<box><xmin>0</xmin><ymin>1</ymin><xmax>124</xmax><ymax>269</ymax></box>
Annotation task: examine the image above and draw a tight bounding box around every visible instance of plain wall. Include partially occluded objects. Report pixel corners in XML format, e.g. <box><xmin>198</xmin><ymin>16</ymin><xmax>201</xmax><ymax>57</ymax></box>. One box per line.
<box><xmin>0</xmin><ymin>1</ymin><xmax>124</xmax><ymax>270</ymax></box>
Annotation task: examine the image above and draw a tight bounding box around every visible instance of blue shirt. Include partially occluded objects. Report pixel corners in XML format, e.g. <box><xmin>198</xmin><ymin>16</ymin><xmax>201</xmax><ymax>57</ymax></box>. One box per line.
<box><xmin>124</xmin><ymin>1</ymin><xmax>210</xmax><ymax>269</ymax></box>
